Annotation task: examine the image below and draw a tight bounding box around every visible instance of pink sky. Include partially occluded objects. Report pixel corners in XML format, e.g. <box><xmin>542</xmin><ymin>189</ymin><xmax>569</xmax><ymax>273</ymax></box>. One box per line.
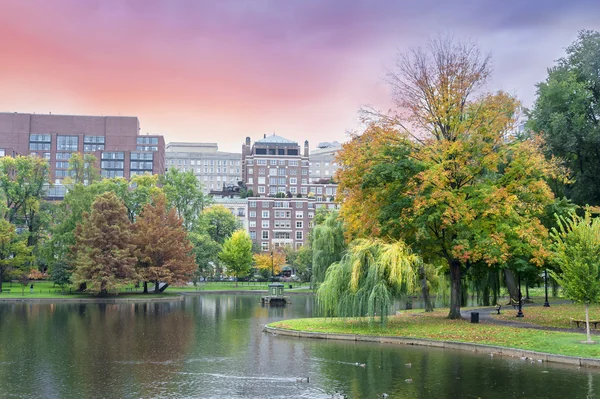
<box><xmin>1</xmin><ymin>0</ymin><xmax>599</xmax><ymax>152</ymax></box>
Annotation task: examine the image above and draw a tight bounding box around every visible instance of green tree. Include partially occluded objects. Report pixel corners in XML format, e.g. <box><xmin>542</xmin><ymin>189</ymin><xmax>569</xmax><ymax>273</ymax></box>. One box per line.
<box><xmin>317</xmin><ymin>238</ymin><xmax>420</xmax><ymax>324</ymax></box>
<box><xmin>528</xmin><ymin>30</ymin><xmax>600</xmax><ymax>205</ymax></box>
<box><xmin>160</xmin><ymin>168</ymin><xmax>211</xmax><ymax>230</ymax></box>
<box><xmin>550</xmin><ymin>210</ymin><xmax>600</xmax><ymax>343</ymax></box>
<box><xmin>189</xmin><ymin>232</ymin><xmax>222</xmax><ymax>280</ymax></box>
<box><xmin>0</xmin><ymin>219</ymin><xmax>31</xmax><ymax>293</ymax></box>
<box><xmin>71</xmin><ymin>192</ymin><xmax>138</xmax><ymax>294</ymax></box>
<box><xmin>311</xmin><ymin>210</ymin><xmax>346</xmax><ymax>286</ymax></box>
<box><xmin>65</xmin><ymin>153</ymin><xmax>101</xmax><ymax>186</ymax></box>
<box><xmin>133</xmin><ymin>193</ymin><xmax>196</xmax><ymax>293</ymax></box>
<box><xmin>219</xmin><ymin>230</ymin><xmax>253</xmax><ymax>287</ymax></box>
<box><xmin>285</xmin><ymin>245</ymin><xmax>313</xmax><ymax>282</ymax></box>
<box><xmin>200</xmin><ymin>205</ymin><xmax>238</xmax><ymax>244</ymax></box>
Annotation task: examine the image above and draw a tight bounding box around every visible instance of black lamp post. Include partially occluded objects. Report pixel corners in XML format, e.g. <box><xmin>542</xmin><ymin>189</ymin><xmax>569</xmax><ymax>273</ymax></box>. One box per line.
<box><xmin>544</xmin><ymin>268</ymin><xmax>550</xmax><ymax>307</ymax></box>
<box><xmin>270</xmin><ymin>250</ymin><xmax>274</xmax><ymax>282</ymax></box>
<box><xmin>516</xmin><ymin>274</ymin><xmax>524</xmax><ymax>318</ymax></box>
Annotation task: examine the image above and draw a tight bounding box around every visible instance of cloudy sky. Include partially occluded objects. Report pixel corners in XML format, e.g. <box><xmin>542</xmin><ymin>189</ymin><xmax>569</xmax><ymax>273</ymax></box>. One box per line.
<box><xmin>1</xmin><ymin>0</ymin><xmax>599</xmax><ymax>152</ymax></box>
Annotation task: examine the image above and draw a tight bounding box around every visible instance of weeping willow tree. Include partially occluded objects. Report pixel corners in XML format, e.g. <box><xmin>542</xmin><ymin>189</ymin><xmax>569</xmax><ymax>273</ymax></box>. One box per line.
<box><xmin>311</xmin><ymin>210</ymin><xmax>346</xmax><ymax>286</ymax></box>
<box><xmin>317</xmin><ymin>238</ymin><xmax>420</xmax><ymax>325</ymax></box>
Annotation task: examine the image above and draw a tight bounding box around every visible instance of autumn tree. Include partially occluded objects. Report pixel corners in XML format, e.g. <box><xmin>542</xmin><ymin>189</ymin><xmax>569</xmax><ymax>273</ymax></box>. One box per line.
<box><xmin>219</xmin><ymin>230</ymin><xmax>253</xmax><ymax>287</ymax></box>
<box><xmin>253</xmin><ymin>249</ymin><xmax>286</xmax><ymax>279</ymax></box>
<box><xmin>133</xmin><ymin>193</ymin><xmax>196</xmax><ymax>293</ymax></box>
<box><xmin>71</xmin><ymin>192</ymin><xmax>138</xmax><ymax>295</ymax></box>
<box><xmin>528</xmin><ymin>30</ymin><xmax>600</xmax><ymax>205</ymax></box>
<box><xmin>338</xmin><ymin>37</ymin><xmax>558</xmax><ymax>318</ymax></box>
<box><xmin>550</xmin><ymin>210</ymin><xmax>600</xmax><ymax>343</ymax></box>
<box><xmin>0</xmin><ymin>219</ymin><xmax>31</xmax><ymax>293</ymax></box>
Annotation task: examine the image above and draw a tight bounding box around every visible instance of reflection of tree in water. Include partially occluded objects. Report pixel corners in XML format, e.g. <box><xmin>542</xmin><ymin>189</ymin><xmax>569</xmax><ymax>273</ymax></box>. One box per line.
<box><xmin>0</xmin><ymin>301</ymin><xmax>194</xmax><ymax>398</ymax></box>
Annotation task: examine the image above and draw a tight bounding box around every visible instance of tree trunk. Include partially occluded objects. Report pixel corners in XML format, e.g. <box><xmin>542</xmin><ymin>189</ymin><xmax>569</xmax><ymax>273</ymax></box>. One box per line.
<box><xmin>154</xmin><ymin>281</ymin><xmax>160</xmax><ymax>293</ymax></box>
<box><xmin>585</xmin><ymin>303</ymin><xmax>594</xmax><ymax>343</ymax></box>
<box><xmin>419</xmin><ymin>264</ymin><xmax>433</xmax><ymax>312</ymax></box>
<box><xmin>525</xmin><ymin>280</ymin><xmax>530</xmax><ymax>300</ymax></box>
<box><xmin>0</xmin><ymin>270</ymin><xmax>3</xmax><ymax>293</ymax></box>
<box><xmin>235</xmin><ymin>276</ymin><xmax>238</xmax><ymax>288</ymax></box>
<box><xmin>159</xmin><ymin>283</ymin><xmax>169</xmax><ymax>293</ymax></box>
<box><xmin>504</xmin><ymin>269</ymin><xmax>519</xmax><ymax>303</ymax></box>
<box><xmin>448</xmin><ymin>259</ymin><xmax>462</xmax><ymax>319</ymax></box>
<box><xmin>143</xmin><ymin>281</ymin><xmax>148</xmax><ymax>294</ymax></box>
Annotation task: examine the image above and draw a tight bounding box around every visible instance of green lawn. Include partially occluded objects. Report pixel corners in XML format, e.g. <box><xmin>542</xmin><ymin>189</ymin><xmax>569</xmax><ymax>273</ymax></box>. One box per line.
<box><xmin>0</xmin><ymin>280</ymin><xmax>312</xmax><ymax>298</ymax></box>
<box><xmin>495</xmin><ymin>302</ymin><xmax>597</xmax><ymax>329</ymax></box>
<box><xmin>270</xmin><ymin>309</ymin><xmax>600</xmax><ymax>359</ymax></box>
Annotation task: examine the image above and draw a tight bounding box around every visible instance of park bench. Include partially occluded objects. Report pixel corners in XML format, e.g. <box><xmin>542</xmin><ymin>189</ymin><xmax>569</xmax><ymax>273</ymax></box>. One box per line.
<box><xmin>494</xmin><ymin>304</ymin><xmax>502</xmax><ymax>314</ymax></box>
<box><xmin>0</xmin><ymin>289</ymin><xmax>10</xmax><ymax>293</ymax></box>
<box><xmin>510</xmin><ymin>298</ymin><xmax>521</xmax><ymax>309</ymax></box>
<box><xmin>570</xmin><ymin>318</ymin><xmax>600</xmax><ymax>329</ymax></box>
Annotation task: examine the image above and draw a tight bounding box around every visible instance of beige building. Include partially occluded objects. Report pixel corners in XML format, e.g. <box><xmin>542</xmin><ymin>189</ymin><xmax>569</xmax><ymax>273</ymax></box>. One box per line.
<box><xmin>165</xmin><ymin>142</ymin><xmax>242</xmax><ymax>194</ymax></box>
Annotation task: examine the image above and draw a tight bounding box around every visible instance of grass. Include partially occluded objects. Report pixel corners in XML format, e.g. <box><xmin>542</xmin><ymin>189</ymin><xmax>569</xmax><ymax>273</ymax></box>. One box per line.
<box><xmin>270</xmin><ymin>309</ymin><xmax>600</xmax><ymax>359</ymax></box>
<box><xmin>495</xmin><ymin>302</ymin><xmax>599</xmax><ymax>329</ymax></box>
<box><xmin>0</xmin><ymin>280</ymin><xmax>312</xmax><ymax>299</ymax></box>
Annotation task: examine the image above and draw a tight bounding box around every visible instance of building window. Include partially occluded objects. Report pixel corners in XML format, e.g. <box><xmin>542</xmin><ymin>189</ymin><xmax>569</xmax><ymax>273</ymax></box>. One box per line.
<box><xmin>258</xmin><ymin>177</ymin><xmax>265</xmax><ymax>184</ymax></box>
<box><xmin>269</xmin><ymin>168</ymin><xmax>277</xmax><ymax>176</ymax></box>
<box><xmin>270</xmin><ymin>159</ymin><xmax>277</xmax><ymax>165</ymax></box>
<box><xmin>249</xmin><ymin>201</ymin><xmax>256</xmax><ymax>208</ymax></box>
<box><xmin>296</xmin><ymin>231</ymin><xmax>303</xmax><ymax>240</ymax></box>
<box><xmin>295</xmin><ymin>211</ymin><xmax>303</xmax><ymax>219</ymax></box>
<box><xmin>302</xmin><ymin>169</ymin><xmax>308</xmax><ymax>175</ymax></box>
<box><xmin>262</xmin><ymin>210</ymin><xmax>269</xmax><ymax>218</ymax></box>
<box><xmin>262</xmin><ymin>231</ymin><xmax>269</xmax><ymax>240</ymax></box>
<box><xmin>295</xmin><ymin>201</ymin><xmax>303</xmax><ymax>208</ymax></box>
<box><xmin>296</xmin><ymin>221</ymin><xmax>303</xmax><ymax>228</ymax></box>
<box><xmin>137</xmin><ymin>137</ymin><xmax>159</xmax><ymax>145</ymax></box>
<box><xmin>277</xmin><ymin>177</ymin><xmax>286</xmax><ymax>185</ymax></box>
<box><xmin>259</xmin><ymin>168</ymin><xmax>266</xmax><ymax>175</ymax></box>
<box><xmin>55</xmin><ymin>152</ymin><xmax>72</xmax><ymax>160</ymax></box>
<box><xmin>249</xmin><ymin>221</ymin><xmax>256</xmax><ymax>228</ymax></box>
<box><xmin>301</xmin><ymin>187</ymin><xmax>308</xmax><ymax>194</ymax></box>
<box><xmin>249</xmin><ymin>211</ymin><xmax>256</xmax><ymax>218</ymax></box>
<box><xmin>262</xmin><ymin>220</ymin><xmax>270</xmax><ymax>228</ymax></box>
<box><xmin>83</xmin><ymin>136</ymin><xmax>105</xmax><ymax>151</ymax></box>
<box><xmin>55</xmin><ymin>161</ymin><xmax>70</xmax><ymax>169</ymax></box>
<box><xmin>258</xmin><ymin>186</ymin><xmax>265</xmax><ymax>193</ymax></box>
<box><xmin>278</xmin><ymin>168</ymin><xmax>286</xmax><ymax>176</ymax></box>
<box><xmin>262</xmin><ymin>201</ymin><xmax>270</xmax><ymax>208</ymax></box>
<box><xmin>261</xmin><ymin>242</ymin><xmax>269</xmax><ymax>251</ymax></box>
<box><xmin>289</xmin><ymin>160</ymin><xmax>298</xmax><ymax>166</ymax></box>
<box><xmin>29</xmin><ymin>134</ymin><xmax>51</xmax><ymax>151</ymax></box>
<box><xmin>56</xmin><ymin>135</ymin><xmax>78</xmax><ymax>151</ymax></box>
<box><xmin>290</xmin><ymin>178</ymin><xmax>297</xmax><ymax>184</ymax></box>
<box><xmin>308</xmin><ymin>212</ymin><xmax>314</xmax><ymax>218</ymax></box>
<box><xmin>250</xmin><ymin>231</ymin><xmax>256</xmax><ymax>239</ymax></box>
<box><xmin>289</xmin><ymin>169</ymin><xmax>297</xmax><ymax>175</ymax></box>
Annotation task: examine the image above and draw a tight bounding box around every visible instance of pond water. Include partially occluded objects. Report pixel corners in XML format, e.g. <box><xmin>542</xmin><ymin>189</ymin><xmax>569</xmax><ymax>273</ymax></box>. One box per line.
<box><xmin>0</xmin><ymin>294</ymin><xmax>598</xmax><ymax>398</ymax></box>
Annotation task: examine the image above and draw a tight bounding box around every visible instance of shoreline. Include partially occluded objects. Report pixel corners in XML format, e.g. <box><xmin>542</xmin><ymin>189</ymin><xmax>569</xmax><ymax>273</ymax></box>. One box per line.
<box><xmin>264</xmin><ymin>325</ymin><xmax>600</xmax><ymax>369</ymax></box>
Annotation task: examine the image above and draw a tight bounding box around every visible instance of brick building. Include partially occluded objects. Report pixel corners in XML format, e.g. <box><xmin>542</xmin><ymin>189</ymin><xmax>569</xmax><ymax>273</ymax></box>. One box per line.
<box><xmin>242</xmin><ymin>134</ymin><xmax>338</xmax><ymax>251</ymax></box>
<box><xmin>0</xmin><ymin>112</ymin><xmax>165</xmax><ymax>197</ymax></box>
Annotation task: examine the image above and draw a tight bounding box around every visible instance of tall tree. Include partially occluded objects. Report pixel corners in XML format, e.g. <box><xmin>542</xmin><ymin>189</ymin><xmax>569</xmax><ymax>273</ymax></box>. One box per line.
<box><xmin>219</xmin><ymin>230</ymin><xmax>253</xmax><ymax>287</ymax></box>
<box><xmin>550</xmin><ymin>210</ymin><xmax>600</xmax><ymax>343</ymax></box>
<box><xmin>311</xmin><ymin>210</ymin><xmax>346</xmax><ymax>286</ymax></box>
<box><xmin>160</xmin><ymin>168</ymin><xmax>211</xmax><ymax>230</ymax></box>
<box><xmin>0</xmin><ymin>156</ymin><xmax>49</xmax><ymax>224</ymax></box>
<box><xmin>189</xmin><ymin>232</ymin><xmax>222</xmax><ymax>280</ymax></box>
<box><xmin>0</xmin><ymin>219</ymin><xmax>31</xmax><ymax>293</ymax></box>
<box><xmin>338</xmin><ymin>37</ymin><xmax>558</xmax><ymax>319</ymax></box>
<box><xmin>71</xmin><ymin>192</ymin><xmax>138</xmax><ymax>295</ymax></box>
<box><xmin>200</xmin><ymin>205</ymin><xmax>238</xmax><ymax>244</ymax></box>
<box><xmin>65</xmin><ymin>153</ymin><xmax>101</xmax><ymax>186</ymax></box>
<box><xmin>133</xmin><ymin>193</ymin><xmax>196</xmax><ymax>293</ymax></box>
<box><xmin>528</xmin><ymin>30</ymin><xmax>600</xmax><ymax>205</ymax></box>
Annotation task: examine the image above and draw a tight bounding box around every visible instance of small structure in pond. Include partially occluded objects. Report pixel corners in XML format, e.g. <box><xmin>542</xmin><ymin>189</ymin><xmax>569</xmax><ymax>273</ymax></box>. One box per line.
<box><xmin>261</xmin><ymin>283</ymin><xmax>291</xmax><ymax>306</ymax></box>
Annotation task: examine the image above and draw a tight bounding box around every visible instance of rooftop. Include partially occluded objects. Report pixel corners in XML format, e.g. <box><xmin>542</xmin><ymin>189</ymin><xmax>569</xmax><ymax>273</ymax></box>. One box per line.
<box><xmin>255</xmin><ymin>134</ymin><xmax>297</xmax><ymax>145</ymax></box>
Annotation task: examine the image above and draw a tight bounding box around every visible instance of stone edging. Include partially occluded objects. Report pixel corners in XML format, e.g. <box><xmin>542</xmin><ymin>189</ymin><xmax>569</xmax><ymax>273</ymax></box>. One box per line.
<box><xmin>181</xmin><ymin>290</ymin><xmax>314</xmax><ymax>296</ymax></box>
<box><xmin>264</xmin><ymin>325</ymin><xmax>600</xmax><ymax>368</ymax></box>
<box><xmin>0</xmin><ymin>295</ymin><xmax>184</xmax><ymax>304</ymax></box>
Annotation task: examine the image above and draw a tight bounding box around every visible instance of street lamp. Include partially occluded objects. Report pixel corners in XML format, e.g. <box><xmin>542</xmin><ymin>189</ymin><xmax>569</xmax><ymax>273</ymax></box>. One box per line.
<box><xmin>270</xmin><ymin>250</ymin><xmax>274</xmax><ymax>282</ymax></box>
<box><xmin>516</xmin><ymin>273</ymin><xmax>524</xmax><ymax>318</ymax></box>
<box><xmin>544</xmin><ymin>268</ymin><xmax>550</xmax><ymax>307</ymax></box>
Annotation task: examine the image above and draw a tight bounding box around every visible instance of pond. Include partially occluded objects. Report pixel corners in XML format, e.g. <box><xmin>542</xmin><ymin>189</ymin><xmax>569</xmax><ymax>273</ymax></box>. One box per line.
<box><xmin>0</xmin><ymin>294</ymin><xmax>598</xmax><ymax>398</ymax></box>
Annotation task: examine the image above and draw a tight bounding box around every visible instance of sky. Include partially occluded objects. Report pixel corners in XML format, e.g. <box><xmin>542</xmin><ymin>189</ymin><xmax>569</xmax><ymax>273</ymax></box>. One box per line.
<box><xmin>1</xmin><ymin>0</ymin><xmax>599</xmax><ymax>152</ymax></box>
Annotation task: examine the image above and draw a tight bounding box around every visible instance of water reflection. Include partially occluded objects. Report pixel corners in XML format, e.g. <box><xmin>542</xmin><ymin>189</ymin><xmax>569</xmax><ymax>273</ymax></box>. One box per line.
<box><xmin>0</xmin><ymin>295</ymin><xmax>599</xmax><ymax>398</ymax></box>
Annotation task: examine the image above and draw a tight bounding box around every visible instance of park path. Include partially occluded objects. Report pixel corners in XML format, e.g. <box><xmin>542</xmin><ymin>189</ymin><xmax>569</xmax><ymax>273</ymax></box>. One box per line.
<box><xmin>460</xmin><ymin>301</ymin><xmax>600</xmax><ymax>335</ymax></box>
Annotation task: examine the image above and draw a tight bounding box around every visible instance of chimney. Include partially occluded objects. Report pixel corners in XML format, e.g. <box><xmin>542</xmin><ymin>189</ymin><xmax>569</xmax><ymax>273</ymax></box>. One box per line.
<box><xmin>304</xmin><ymin>140</ymin><xmax>309</xmax><ymax>157</ymax></box>
<box><xmin>264</xmin><ymin>134</ymin><xmax>266</xmax><ymax>139</ymax></box>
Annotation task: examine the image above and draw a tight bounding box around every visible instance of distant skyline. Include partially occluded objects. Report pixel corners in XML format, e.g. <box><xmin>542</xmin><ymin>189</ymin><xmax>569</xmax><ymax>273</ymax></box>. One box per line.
<box><xmin>1</xmin><ymin>0</ymin><xmax>599</xmax><ymax>152</ymax></box>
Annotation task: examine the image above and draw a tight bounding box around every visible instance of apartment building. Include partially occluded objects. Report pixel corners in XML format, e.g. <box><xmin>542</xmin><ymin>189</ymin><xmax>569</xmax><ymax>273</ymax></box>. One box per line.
<box><xmin>0</xmin><ymin>112</ymin><xmax>165</xmax><ymax>198</ymax></box>
<box><xmin>165</xmin><ymin>142</ymin><xmax>242</xmax><ymax>194</ymax></box>
<box><xmin>309</xmin><ymin>141</ymin><xmax>342</xmax><ymax>182</ymax></box>
<box><xmin>242</xmin><ymin>134</ymin><xmax>338</xmax><ymax>251</ymax></box>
